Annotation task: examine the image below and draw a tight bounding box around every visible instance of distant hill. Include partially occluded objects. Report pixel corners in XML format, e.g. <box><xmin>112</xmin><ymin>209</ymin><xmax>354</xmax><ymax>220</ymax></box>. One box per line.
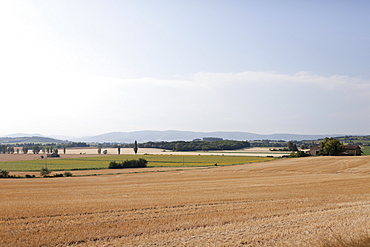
<box><xmin>72</xmin><ymin>130</ymin><xmax>339</xmax><ymax>143</ymax></box>
<box><xmin>0</xmin><ymin>136</ymin><xmax>67</xmax><ymax>144</ymax></box>
<box><xmin>4</xmin><ymin>133</ymin><xmax>43</xmax><ymax>138</ymax></box>
<box><xmin>1</xmin><ymin>131</ymin><xmax>349</xmax><ymax>144</ymax></box>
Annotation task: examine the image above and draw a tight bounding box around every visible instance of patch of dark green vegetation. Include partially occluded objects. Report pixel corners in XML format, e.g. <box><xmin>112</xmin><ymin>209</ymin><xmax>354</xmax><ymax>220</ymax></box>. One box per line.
<box><xmin>140</xmin><ymin>140</ymin><xmax>251</xmax><ymax>151</ymax></box>
<box><xmin>109</xmin><ymin>158</ymin><xmax>148</xmax><ymax>169</ymax></box>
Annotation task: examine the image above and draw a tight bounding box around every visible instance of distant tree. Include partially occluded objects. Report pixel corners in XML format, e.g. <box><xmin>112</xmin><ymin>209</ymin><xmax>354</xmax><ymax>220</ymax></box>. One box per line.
<box><xmin>319</xmin><ymin>137</ymin><xmax>345</xmax><ymax>156</ymax></box>
<box><xmin>32</xmin><ymin>145</ymin><xmax>40</xmax><ymax>154</ymax></box>
<box><xmin>174</xmin><ymin>142</ymin><xmax>184</xmax><ymax>151</ymax></box>
<box><xmin>103</xmin><ymin>150</ymin><xmax>108</xmax><ymax>155</ymax></box>
<box><xmin>287</xmin><ymin>141</ymin><xmax>298</xmax><ymax>151</ymax></box>
<box><xmin>300</xmin><ymin>144</ymin><xmax>309</xmax><ymax>149</ymax></box>
<box><xmin>133</xmin><ymin>140</ymin><xmax>138</xmax><ymax>155</ymax></box>
<box><xmin>289</xmin><ymin>151</ymin><xmax>308</xmax><ymax>158</ymax></box>
<box><xmin>22</xmin><ymin>146</ymin><xmax>29</xmax><ymax>154</ymax></box>
<box><xmin>287</xmin><ymin>141</ymin><xmax>293</xmax><ymax>151</ymax></box>
<box><xmin>63</xmin><ymin>145</ymin><xmax>66</xmax><ymax>154</ymax></box>
<box><xmin>16</xmin><ymin>148</ymin><xmax>19</xmax><ymax>154</ymax></box>
<box><xmin>0</xmin><ymin>169</ymin><xmax>9</xmax><ymax>178</ymax></box>
<box><xmin>0</xmin><ymin>145</ymin><xmax>7</xmax><ymax>154</ymax></box>
<box><xmin>54</xmin><ymin>148</ymin><xmax>58</xmax><ymax>154</ymax></box>
<box><xmin>64</xmin><ymin>171</ymin><xmax>73</xmax><ymax>177</ymax></box>
<box><xmin>118</xmin><ymin>145</ymin><xmax>121</xmax><ymax>155</ymax></box>
<box><xmin>97</xmin><ymin>147</ymin><xmax>102</xmax><ymax>154</ymax></box>
<box><xmin>40</xmin><ymin>167</ymin><xmax>51</xmax><ymax>177</ymax></box>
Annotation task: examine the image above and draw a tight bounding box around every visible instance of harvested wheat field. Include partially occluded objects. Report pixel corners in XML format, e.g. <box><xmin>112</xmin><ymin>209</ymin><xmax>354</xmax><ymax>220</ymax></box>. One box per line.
<box><xmin>1</xmin><ymin>156</ymin><xmax>370</xmax><ymax>246</ymax></box>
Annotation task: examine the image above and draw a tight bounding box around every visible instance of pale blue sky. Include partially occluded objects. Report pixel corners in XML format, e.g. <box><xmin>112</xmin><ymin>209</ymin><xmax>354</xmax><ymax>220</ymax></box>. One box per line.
<box><xmin>1</xmin><ymin>1</ymin><xmax>369</xmax><ymax>137</ymax></box>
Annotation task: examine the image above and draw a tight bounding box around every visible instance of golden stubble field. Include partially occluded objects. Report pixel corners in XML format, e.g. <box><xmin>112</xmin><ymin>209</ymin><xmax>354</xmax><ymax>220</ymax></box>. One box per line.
<box><xmin>1</xmin><ymin>156</ymin><xmax>370</xmax><ymax>246</ymax></box>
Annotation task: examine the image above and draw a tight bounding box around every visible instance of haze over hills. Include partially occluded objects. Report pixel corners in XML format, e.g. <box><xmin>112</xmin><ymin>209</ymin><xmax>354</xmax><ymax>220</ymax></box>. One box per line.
<box><xmin>71</xmin><ymin>130</ymin><xmax>340</xmax><ymax>143</ymax></box>
<box><xmin>1</xmin><ymin>130</ymin><xmax>349</xmax><ymax>144</ymax></box>
<box><xmin>4</xmin><ymin>133</ymin><xmax>43</xmax><ymax>138</ymax></box>
<box><xmin>0</xmin><ymin>136</ymin><xmax>67</xmax><ymax>144</ymax></box>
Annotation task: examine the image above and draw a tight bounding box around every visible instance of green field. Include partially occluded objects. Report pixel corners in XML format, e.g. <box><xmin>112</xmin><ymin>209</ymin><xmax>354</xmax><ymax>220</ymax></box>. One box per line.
<box><xmin>361</xmin><ymin>146</ymin><xmax>370</xmax><ymax>155</ymax></box>
<box><xmin>0</xmin><ymin>155</ymin><xmax>275</xmax><ymax>171</ymax></box>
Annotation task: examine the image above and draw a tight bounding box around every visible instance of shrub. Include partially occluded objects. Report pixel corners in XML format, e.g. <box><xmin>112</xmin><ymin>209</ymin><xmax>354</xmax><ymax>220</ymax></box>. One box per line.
<box><xmin>289</xmin><ymin>151</ymin><xmax>309</xmax><ymax>158</ymax></box>
<box><xmin>64</xmin><ymin>171</ymin><xmax>73</xmax><ymax>177</ymax></box>
<box><xmin>40</xmin><ymin>167</ymin><xmax>51</xmax><ymax>177</ymax></box>
<box><xmin>53</xmin><ymin>173</ymin><xmax>64</xmax><ymax>177</ymax></box>
<box><xmin>25</xmin><ymin>174</ymin><xmax>35</xmax><ymax>178</ymax></box>
<box><xmin>109</xmin><ymin>161</ymin><xmax>119</xmax><ymax>169</ymax></box>
<box><xmin>0</xmin><ymin>169</ymin><xmax>9</xmax><ymax>178</ymax></box>
<box><xmin>109</xmin><ymin>158</ymin><xmax>148</xmax><ymax>169</ymax></box>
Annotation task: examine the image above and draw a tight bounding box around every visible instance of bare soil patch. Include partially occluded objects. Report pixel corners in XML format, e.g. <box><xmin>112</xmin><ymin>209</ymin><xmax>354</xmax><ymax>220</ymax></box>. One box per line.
<box><xmin>1</xmin><ymin>156</ymin><xmax>370</xmax><ymax>246</ymax></box>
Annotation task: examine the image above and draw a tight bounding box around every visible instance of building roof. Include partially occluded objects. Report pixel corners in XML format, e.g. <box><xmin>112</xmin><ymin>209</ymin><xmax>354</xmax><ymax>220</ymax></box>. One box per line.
<box><xmin>344</xmin><ymin>145</ymin><xmax>361</xmax><ymax>150</ymax></box>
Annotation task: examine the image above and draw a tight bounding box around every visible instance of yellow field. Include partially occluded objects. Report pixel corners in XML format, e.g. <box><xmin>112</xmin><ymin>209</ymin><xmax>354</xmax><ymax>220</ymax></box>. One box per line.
<box><xmin>1</xmin><ymin>156</ymin><xmax>370</xmax><ymax>246</ymax></box>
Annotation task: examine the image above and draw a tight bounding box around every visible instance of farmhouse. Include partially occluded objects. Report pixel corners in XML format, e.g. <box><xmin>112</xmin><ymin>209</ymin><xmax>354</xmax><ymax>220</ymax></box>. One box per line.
<box><xmin>309</xmin><ymin>146</ymin><xmax>320</xmax><ymax>156</ymax></box>
<box><xmin>47</xmin><ymin>153</ymin><xmax>60</xmax><ymax>158</ymax></box>
<box><xmin>343</xmin><ymin>145</ymin><xmax>362</xmax><ymax>156</ymax></box>
<box><xmin>309</xmin><ymin>145</ymin><xmax>362</xmax><ymax>156</ymax></box>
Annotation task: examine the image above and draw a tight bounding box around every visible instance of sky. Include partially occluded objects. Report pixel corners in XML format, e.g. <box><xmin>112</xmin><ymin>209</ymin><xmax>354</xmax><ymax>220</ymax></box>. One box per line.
<box><xmin>1</xmin><ymin>0</ymin><xmax>370</xmax><ymax>137</ymax></box>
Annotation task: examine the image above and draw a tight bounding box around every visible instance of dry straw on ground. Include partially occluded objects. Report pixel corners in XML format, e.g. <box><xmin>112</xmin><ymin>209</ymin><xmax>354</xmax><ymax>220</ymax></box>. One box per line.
<box><xmin>1</xmin><ymin>156</ymin><xmax>370</xmax><ymax>246</ymax></box>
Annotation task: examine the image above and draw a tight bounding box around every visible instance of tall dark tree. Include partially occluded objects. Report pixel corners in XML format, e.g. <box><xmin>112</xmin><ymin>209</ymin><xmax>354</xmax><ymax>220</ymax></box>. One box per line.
<box><xmin>287</xmin><ymin>141</ymin><xmax>298</xmax><ymax>151</ymax></box>
<box><xmin>7</xmin><ymin>147</ymin><xmax>14</xmax><ymax>154</ymax></box>
<box><xmin>133</xmin><ymin>140</ymin><xmax>138</xmax><ymax>155</ymax></box>
<box><xmin>32</xmin><ymin>145</ymin><xmax>40</xmax><ymax>154</ymax></box>
<box><xmin>118</xmin><ymin>145</ymin><xmax>121</xmax><ymax>155</ymax></box>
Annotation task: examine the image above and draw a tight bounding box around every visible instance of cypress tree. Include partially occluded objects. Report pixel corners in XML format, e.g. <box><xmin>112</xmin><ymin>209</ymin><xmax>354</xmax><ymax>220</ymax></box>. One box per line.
<box><xmin>133</xmin><ymin>140</ymin><xmax>138</xmax><ymax>155</ymax></box>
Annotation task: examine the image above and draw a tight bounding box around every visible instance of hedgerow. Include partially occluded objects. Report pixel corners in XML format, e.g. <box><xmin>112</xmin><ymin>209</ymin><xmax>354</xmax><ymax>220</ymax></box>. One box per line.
<box><xmin>109</xmin><ymin>158</ymin><xmax>148</xmax><ymax>169</ymax></box>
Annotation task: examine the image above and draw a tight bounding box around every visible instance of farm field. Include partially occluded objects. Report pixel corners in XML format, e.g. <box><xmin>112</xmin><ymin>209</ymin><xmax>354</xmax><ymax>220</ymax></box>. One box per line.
<box><xmin>361</xmin><ymin>146</ymin><xmax>370</xmax><ymax>155</ymax></box>
<box><xmin>42</xmin><ymin>147</ymin><xmax>290</xmax><ymax>157</ymax></box>
<box><xmin>0</xmin><ymin>154</ymin><xmax>274</xmax><ymax>174</ymax></box>
<box><xmin>1</xmin><ymin>156</ymin><xmax>370</xmax><ymax>246</ymax></box>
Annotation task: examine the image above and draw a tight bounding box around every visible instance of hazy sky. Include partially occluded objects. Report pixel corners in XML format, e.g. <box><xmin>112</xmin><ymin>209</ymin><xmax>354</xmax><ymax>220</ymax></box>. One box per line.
<box><xmin>1</xmin><ymin>0</ymin><xmax>370</xmax><ymax>137</ymax></box>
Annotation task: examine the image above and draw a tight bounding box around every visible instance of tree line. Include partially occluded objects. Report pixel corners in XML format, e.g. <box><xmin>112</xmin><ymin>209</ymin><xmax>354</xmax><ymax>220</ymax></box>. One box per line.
<box><xmin>140</xmin><ymin>140</ymin><xmax>251</xmax><ymax>151</ymax></box>
<box><xmin>0</xmin><ymin>142</ymin><xmax>90</xmax><ymax>155</ymax></box>
<box><xmin>109</xmin><ymin>158</ymin><xmax>147</xmax><ymax>169</ymax></box>
<box><xmin>0</xmin><ymin>144</ymin><xmax>62</xmax><ymax>154</ymax></box>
